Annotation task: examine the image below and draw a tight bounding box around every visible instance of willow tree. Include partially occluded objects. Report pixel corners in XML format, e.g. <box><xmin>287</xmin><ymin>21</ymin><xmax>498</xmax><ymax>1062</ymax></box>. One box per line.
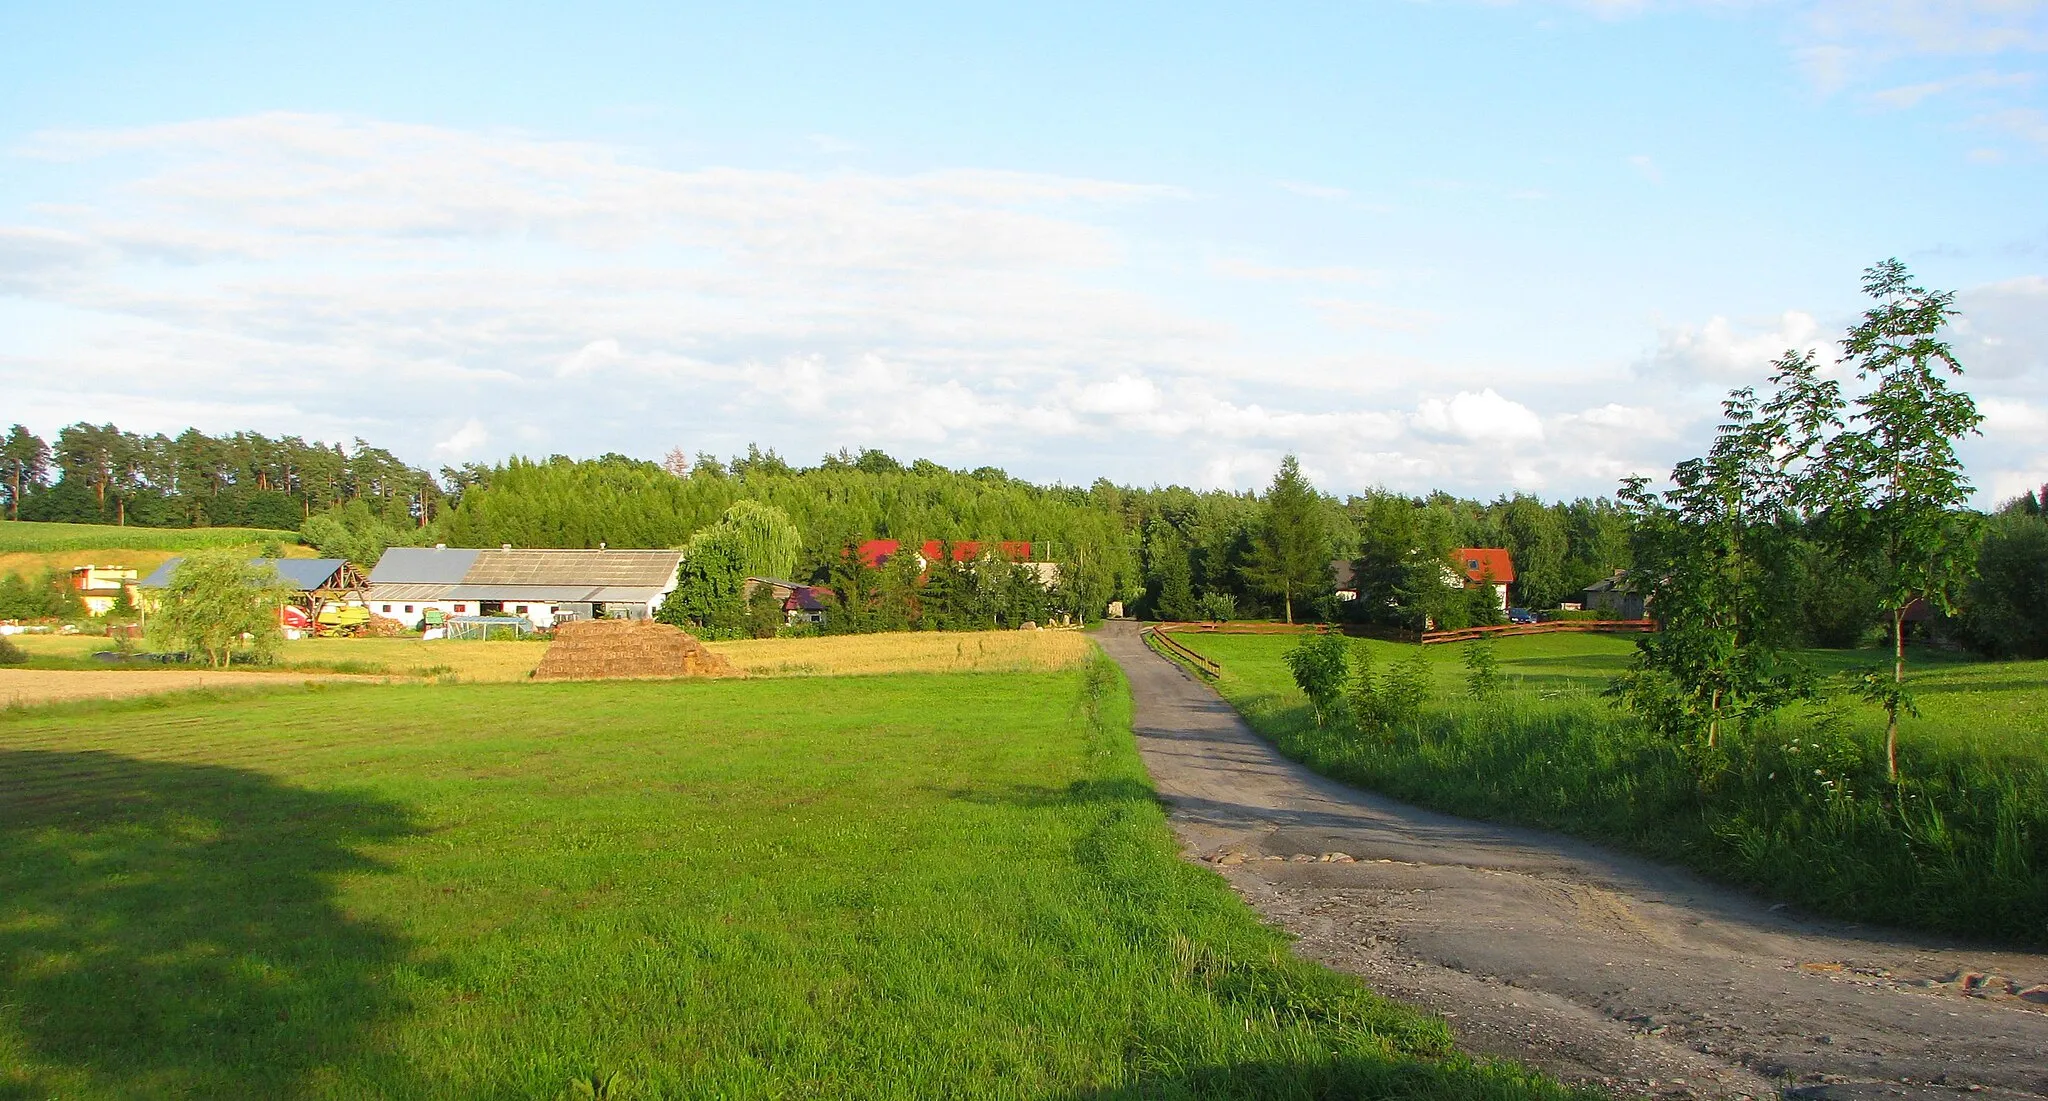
<box><xmin>718</xmin><ymin>499</ymin><xmax>801</xmax><ymax>580</ymax></box>
<box><xmin>146</xmin><ymin>551</ymin><xmax>295</xmax><ymax>669</ymax></box>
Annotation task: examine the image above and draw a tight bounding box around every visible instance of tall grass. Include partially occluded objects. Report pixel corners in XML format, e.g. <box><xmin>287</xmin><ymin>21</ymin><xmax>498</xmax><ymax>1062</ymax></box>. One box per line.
<box><xmin>1197</xmin><ymin>635</ymin><xmax>2048</xmax><ymax>944</ymax></box>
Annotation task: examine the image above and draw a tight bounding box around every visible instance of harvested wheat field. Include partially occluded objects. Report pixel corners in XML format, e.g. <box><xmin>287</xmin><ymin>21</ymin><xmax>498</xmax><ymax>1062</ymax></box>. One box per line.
<box><xmin>531</xmin><ymin>619</ymin><xmax>735</xmax><ymax>681</ymax></box>
<box><xmin>708</xmin><ymin>628</ymin><xmax>1095</xmax><ymax>678</ymax></box>
<box><xmin>1</xmin><ymin>669</ymin><xmax>383</xmax><ymax>708</ymax></box>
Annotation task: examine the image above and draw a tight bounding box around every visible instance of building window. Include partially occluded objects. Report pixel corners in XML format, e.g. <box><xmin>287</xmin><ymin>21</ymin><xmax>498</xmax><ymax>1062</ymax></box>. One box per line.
<box><xmin>454</xmin><ymin>604</ymin><xmax>466</xmax><ymax>613</ymax></box>
<box><xmin>515</xmin><ymin>604</ymin><xmax>528</xmax><ymax>614</ymax></box>
<box><xmin>382</xmin><ymin>604</ymin><xmax>392</xmax><ymax>613</ymax></box>
<box><xmin>405</xmin><ymin>605</ymin><xmax>414</xmax><ymax>614</ymax></box>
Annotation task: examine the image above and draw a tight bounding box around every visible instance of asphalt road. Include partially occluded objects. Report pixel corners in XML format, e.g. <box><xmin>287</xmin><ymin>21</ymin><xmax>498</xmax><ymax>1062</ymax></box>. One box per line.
<box><xmin>1095</xmin><ymin>621</ymin><xmax>2048</xmax><ymax>1099</ymax></box>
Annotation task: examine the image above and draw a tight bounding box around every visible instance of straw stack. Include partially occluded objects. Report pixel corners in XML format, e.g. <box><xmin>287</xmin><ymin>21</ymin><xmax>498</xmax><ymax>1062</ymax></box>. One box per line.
<box><xmin>531</xmin><ymin>619</ymin><xmax>735</xmax><ymax>681</ymax></box>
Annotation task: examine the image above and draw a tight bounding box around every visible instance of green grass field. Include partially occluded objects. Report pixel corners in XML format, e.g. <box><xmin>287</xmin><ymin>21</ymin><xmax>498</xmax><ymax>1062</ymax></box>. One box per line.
<box><xmin>0</xmin><ymin>520</ymin><xmax>300</xmax><ymax>554</ymax></box>
<box><xmin>1174</xmin><ymin>630</ymin><xmax>2048</xmax><ymax>943</ymax></box>
<box><xmin>0</xmin><ymin>662</ymin><xmax>1582</xmax><ymax>1099</ymax></box>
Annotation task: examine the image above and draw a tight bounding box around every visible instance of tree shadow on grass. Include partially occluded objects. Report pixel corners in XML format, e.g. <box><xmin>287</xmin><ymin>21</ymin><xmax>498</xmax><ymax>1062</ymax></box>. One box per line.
<box><xmin>0</xmin><ymin>749</ymin><xmax>423</xmax><ymax>1099</ymax></box>
<box><xmin>931</xmin><ymin>777</ymin><xmax>1165</xmax><ymax>810</ymax></box>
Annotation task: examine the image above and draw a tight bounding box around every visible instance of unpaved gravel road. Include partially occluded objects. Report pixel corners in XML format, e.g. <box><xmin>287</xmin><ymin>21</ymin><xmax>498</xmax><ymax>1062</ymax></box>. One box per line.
<box><xmin>1096</xmin><ymin>622</ymin><xmax>2048</xmax><ymax>1099</ymax></box>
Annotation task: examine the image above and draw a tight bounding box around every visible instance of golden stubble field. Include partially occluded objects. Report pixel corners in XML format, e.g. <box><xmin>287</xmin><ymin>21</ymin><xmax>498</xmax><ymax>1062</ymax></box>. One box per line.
<box><xmin>3</xmin><ymin>629</ymin><xmax>1098</xmax><ymax>706</ymax></box>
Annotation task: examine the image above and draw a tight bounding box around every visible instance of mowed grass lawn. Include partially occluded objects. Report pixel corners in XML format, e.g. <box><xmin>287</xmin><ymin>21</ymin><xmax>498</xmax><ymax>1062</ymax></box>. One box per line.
<box><xmin>1173</xmin><ymin>630</ymin><xmax>2048</xmax><ymax>941</ymax></box>
<box><xmin>0</xmin><ymin>665</ymin><xmax>1580</xmax><ymax>1099</ymax></box>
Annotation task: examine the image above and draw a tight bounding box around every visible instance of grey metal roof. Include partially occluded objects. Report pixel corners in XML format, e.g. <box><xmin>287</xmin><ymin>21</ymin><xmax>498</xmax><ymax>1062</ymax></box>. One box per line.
<box><xmin>138</xmin><ymin>557</ymin><xmax>348</xmax><ymax>592</ymax></box>
<box><xmin>269</xmin><ymin>558</ymin><xmax>350</xmax><ymax>591</ymax></box>
<box><xmin>363</xmin><ymin>547</ymin><xmax>681</xmax><ymax>600</ymax></box>
<box><xmin>461</xmin><ymin>548</ymin><xmax>681</xmax><ymax>588</ymax></box>
<box><xmin>368</xmin><ymin>547</ymin><xmax>480</xmax><ymax>585</ymax></box>
<box><xmin>444</xmin><ymin>584</ymin><xmax>610</xmax><ymax>601</ymax></box>
<box><xmin>364</xmin><ymin>583</ymin><xmax>454</xmax><ymax>602</ymax></box>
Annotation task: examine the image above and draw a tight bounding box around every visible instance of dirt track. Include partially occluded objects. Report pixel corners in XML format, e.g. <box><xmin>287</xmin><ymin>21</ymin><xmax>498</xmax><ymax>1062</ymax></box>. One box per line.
<box><xmin>1096</xmin><ymin>622</ymin><xmax>2048</xmax><ymax>1099</ymax></box>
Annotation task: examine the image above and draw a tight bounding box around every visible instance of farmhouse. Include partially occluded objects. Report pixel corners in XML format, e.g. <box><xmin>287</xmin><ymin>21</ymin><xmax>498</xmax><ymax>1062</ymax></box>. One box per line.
<box><xmin>364</xmin><ymin>545</ymin><xmax>683</xmax><ymax>630</ymax></box>
<box><xmin>1450</xmin><ymin>547</ymin><xmax>1515</xmax><ymax>612</ymax></box>
<box><xmin>69</xmin><ymin>565</ymin><xmax>138</xmax><ymax>616</ymax></box>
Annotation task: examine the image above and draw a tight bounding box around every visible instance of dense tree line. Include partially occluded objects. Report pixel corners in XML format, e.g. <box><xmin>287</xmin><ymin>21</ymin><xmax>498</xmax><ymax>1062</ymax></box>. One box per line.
<box><xmin>0</xmin><ymin>423</ymin><xmax>442</xmax><ymax>530</ymax></box>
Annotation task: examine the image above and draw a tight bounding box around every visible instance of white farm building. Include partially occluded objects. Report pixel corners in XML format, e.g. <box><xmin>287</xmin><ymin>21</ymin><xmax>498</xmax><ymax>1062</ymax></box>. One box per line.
<box><xmin>364</xmin><ymin>546</ymin><xmax>683</xmax><ymax>630</ymax></box>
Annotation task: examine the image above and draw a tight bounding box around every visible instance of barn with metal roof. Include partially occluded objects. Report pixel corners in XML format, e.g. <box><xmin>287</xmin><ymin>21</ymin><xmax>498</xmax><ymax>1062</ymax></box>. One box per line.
<box><xmin>364</xmin><ymin>545</ymin><xmax>683</xmax><ymax>630</ymax></box>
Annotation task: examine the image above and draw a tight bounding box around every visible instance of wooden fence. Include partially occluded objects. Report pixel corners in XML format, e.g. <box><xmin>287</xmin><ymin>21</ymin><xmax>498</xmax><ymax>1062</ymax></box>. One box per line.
<box><xmin>1147</xmin><ymin>618</ymin><xmax>1656</xmax><ymax>647</ymax></box>
<box><xmin>1417</xmin><ymin>619</ymin><xmax>1656</xmax><ymax>644</ymax></box>
<box><xmin>1140</xmin><ymin>625</ymin><xmax>1222</xmax><ymax>678</ymax></box>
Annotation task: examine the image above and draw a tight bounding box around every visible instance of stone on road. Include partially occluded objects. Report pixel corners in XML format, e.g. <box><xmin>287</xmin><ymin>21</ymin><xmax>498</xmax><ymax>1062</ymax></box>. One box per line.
<box><xmin>1096</xmin><ymin>621</ymin><xmax>2048</xmax><ymax>1099</ymax></box>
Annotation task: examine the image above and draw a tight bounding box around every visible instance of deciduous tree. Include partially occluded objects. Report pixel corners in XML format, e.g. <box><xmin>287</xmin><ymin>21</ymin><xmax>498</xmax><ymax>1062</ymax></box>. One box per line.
<box><xmin>1816</xmin><ymin>259</ymin><xmax>1983</xmax><ymax>779</ymax></box>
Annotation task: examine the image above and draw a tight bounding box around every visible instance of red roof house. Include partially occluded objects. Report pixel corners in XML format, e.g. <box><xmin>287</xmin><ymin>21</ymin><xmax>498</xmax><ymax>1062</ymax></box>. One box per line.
<box><xmin>1451</xmin><ymin>547</ymin><xmax>1514</xmax><ymax>613</ymax></box>
<box><xmin>1454</xmin><ymin>548</ymin><xmax>1515</xmax><ymax>585</ymax></box>
<box><xmin>855</xmin><ymin>538</ymin><xmax>1034</xmax><ymax>570</ymax></box>
<box><xmin>855</xmin><ymin>539</ymin><xmax>902</xmax><ymax>569</ymax></box>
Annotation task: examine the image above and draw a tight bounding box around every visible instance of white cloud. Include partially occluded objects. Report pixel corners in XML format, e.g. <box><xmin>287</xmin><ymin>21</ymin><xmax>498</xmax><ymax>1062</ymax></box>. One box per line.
<box><xmin>1645</xmin><ymin>310</ymin><xmax>1826</xmax><ymax>379</ymax></box>
<box><xmin>558</xmin><ymin>337</ymin><xmax>621</xmax><ymax>378</ymax></box>
<box><xmin>433</xmin><ymin>418</ymin><xmax>490</xmax><ymax>458</ymax></box>
<box><xmin>1073</xmin><ymin>374</ymin><xmax>1163</xmax><ymax>416</ymax></box>
<box><xmin>1414</xmin><ymin>389</ymin><xmax>1545</xmax><ymax>445</ymax></box>
<box><xmin>1980</xmin><ymin>397</ymin><xmax>2048</xmax><ymax>434</ymax></box>
<box><xmin>1626</xmin><ymin>153</ymin><xmax>1664</xmax><ymax>183</ymax></box>
<box><xmin>1954</xmin><ymin>275</ymin><xmax>2048</xmax><ymax>378</ymax></box>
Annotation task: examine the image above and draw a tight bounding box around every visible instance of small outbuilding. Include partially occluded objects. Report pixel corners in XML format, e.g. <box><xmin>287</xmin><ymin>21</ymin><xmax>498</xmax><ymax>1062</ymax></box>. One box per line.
<box><xmin>1580</xmin><ymin>570</ymin><xmax>1646</xmax><ymax>619</ymax></box>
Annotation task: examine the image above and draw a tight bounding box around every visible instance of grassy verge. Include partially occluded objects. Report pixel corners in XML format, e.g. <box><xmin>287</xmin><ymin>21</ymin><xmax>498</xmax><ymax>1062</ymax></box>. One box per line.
<box><xmin>1177</xmin><ymin>632</ymin><xmax>2048</xmax><ymax>944</ymax></box>
<box><xmin>0</xmin><ymin>662</ymin><xmax>1583</xmax><ymax>1098</ymax></box>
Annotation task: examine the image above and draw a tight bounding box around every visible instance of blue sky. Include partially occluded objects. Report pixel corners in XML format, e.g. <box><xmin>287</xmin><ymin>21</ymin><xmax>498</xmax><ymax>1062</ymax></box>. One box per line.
<box><xmin>3</xmin><ymin>1</ymin><xmax>2045</xmax><ymax>502</ymax></box>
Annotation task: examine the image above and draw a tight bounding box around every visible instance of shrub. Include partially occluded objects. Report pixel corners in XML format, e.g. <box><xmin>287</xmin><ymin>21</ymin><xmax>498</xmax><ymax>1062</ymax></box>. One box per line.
<box><xmin>1463</xmin><ymin>637</ymin><xmax>1502</xmax><ymax>701</ymax></box>
<box><xmin>0</xmin><ymin>635</ymin><xmax>26</xmax><ymax>665</ymax></box>
<box><xmin>1283</xmin><ymin>632</ymin><xmax>1350</xmax><ymax>727</ymax></box>
<box><xmin>1196</xmin><ymin>591</ymin><xmax>1236</xmax><ymax>622</ymax></box>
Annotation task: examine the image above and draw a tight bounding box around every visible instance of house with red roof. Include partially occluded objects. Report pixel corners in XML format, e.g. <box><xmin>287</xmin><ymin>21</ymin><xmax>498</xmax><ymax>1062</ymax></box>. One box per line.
<box><xmin>1450</xmin><ymin>547</ymin><xmax>1514</xmax><ymax>612</ymax></box>
<box><xmin>854</xmin><ymin>539</ymin><xmax>1035</xmax><ymax>571</ymax></box>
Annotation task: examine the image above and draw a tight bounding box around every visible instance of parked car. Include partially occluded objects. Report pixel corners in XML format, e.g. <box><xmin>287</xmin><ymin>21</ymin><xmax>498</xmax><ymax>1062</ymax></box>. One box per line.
<box><xmin>1507</xmin><ymin>607</ymin><xmax>1537</xmax><ymax>625</ymax></box>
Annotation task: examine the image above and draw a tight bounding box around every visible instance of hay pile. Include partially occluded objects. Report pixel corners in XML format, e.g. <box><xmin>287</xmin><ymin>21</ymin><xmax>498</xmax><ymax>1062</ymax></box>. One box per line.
<box><xmin>531</xmin><ymin>619</ymin><xmax>735</xmax><ymax>681</ymax></box>
<box><xmin>362</xmin><ymin>614</ymin><xmax>410</xmax><ymax>638</ymax></box>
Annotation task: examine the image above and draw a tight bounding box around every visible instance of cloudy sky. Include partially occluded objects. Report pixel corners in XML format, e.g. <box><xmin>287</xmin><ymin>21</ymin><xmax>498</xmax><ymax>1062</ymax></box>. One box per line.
<box><xmin>3</xmin><ymin>1</ymin><xmax>2044</xmax><ymax>503</ymax></box>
